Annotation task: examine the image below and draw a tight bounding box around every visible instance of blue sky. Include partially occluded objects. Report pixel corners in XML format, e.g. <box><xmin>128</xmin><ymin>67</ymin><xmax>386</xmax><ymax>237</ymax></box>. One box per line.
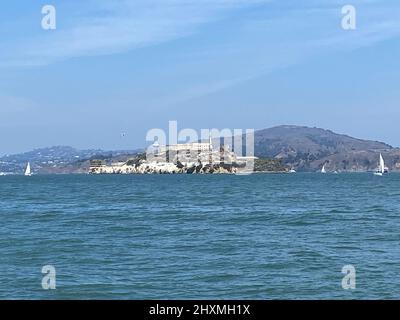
<box><xmin>0</xmin><ymin>0</ymin><xmax>399</xmax><ymax>154</ymax></box>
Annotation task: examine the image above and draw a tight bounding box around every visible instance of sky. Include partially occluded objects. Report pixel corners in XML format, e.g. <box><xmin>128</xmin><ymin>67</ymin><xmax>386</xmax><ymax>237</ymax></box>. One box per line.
<box><xmin>0</xmin><ymin>0</ymin><xmax>399</xmax><ymax>154</ymax></box>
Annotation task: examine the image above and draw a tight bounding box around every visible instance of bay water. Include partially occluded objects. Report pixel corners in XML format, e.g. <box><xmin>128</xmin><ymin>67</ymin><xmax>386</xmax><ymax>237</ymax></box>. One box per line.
<box><xmin>1</xmin><ymin>173</ymin><xmax>399</xmax><ymax>299</ymax></box>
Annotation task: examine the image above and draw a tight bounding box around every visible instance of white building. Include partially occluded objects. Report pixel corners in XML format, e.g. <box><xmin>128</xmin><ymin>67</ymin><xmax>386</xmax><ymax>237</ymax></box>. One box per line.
<box><xmin>159</xmin><ymin>142</ymin><xmax>211</xmax><ymax>154</ymax></box>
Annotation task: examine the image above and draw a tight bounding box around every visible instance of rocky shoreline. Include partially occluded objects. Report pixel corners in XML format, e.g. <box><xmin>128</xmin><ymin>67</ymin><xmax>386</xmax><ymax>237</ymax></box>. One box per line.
<box><xmin>89</xmin><ymin>160</ymin><xmax>250</xmax><ymax>174</ymax></box>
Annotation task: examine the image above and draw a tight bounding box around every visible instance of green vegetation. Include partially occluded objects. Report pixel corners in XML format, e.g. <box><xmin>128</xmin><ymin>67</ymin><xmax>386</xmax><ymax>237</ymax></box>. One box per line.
<box><xmin>126</xmin><ymin>153</ymin><xmax>146</xmax><ymax>166</ymax></box>
<box><xmin>254</xmin><ymin>158</ymin><xmax>288</xmax><ymax>172</ymax></box>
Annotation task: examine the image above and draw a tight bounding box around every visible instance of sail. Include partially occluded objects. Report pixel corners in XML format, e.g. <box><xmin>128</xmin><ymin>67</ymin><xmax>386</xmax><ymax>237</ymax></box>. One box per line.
<box><xmin>379</xmin><ymin>154</ymin><xmax>385</xmax><ymax>173</ymax></box>
<box><xmin>321</xmin><ymin>165</ymin><xmax>326</xmax><ymax>173</ymax></box>
<box><xmin>25</xmin><ymin>162</ymin><xmax>31</xmax><ymax>176</ymax></box>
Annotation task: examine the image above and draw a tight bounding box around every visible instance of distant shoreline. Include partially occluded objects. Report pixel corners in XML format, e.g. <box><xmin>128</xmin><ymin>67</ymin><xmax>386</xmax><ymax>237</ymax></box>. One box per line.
<box><xmin>2</xmin><ymin>125</ymin><xmax>400</xmax><ymax>174</ymax></box>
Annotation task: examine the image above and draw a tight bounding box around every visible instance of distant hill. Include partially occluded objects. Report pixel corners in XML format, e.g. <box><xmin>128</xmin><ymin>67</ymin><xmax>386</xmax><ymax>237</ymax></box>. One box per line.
<box><xmin>2</xmin><ymin>126</ymin><xmax>400</xmax><ymax>174</ymax></box>
<box><xmin>0</xmin><ymin>146</ymin><xmax>141</xmax><ymax>174</ymax></box>
<box><xmin>253</xmin><ymin>125</ymin><xmax>400</xmax><ymax>171</ymax></box>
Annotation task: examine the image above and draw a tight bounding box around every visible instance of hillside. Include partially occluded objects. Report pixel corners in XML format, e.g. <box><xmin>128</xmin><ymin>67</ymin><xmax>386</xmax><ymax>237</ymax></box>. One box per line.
<box><xmin>254</xmin><ymin>125</ymin><xmax>400</xmax><ymax>171</ymax></box>
<box><xmin>2</xmin><ymin>126</ymin><xmax>400</xmax><ymax>174</ymax></box>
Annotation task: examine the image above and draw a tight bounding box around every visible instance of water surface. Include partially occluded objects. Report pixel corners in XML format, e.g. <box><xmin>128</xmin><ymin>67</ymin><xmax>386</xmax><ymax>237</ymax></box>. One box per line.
<box><xmin>0</xmin><ymin>173</ymin><xmax>399</xmax><ymax>299</ymax></box>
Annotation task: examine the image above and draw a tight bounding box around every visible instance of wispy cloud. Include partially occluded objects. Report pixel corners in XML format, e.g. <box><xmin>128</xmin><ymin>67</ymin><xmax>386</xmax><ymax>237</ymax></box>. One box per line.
<box><xmin>2</xmin><ymin>0</ymin><xmax>399</xmax><ymax>70</ymax></box>
<box><xmin>142</xmin><ymin>0</ymin><xmax>400</xmax><ymax>107</ymax></box>
<box><xmin>0</xmin><ymin>0</ymin><xmax>272</xmax><ymax>67</ymax></box>
<box><xmin>1</xmin><ymin>0</ymin><xmax>400</xmax><ymax>111</ymax></box>
<box><xmin>0</xmin><ymin>0</ymin><xmax>399</xmax><ymax>153</ymax></box>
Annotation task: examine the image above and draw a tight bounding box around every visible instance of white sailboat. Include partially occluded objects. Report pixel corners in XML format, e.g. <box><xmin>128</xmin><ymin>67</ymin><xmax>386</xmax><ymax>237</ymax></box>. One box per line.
<box><xmin>24</xmin><ymin>162</ymin><xmax>32</xmax><ymax>176</ymax></box>
<box><xmin>373</xmin><ymin>153</ymin><xmax>386</xmax><ymax>176</ymax></box>
<box><xmin>321</xmin><ymin>164</ymin><xmax>326</xmax><ymax>174</ymax></box>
